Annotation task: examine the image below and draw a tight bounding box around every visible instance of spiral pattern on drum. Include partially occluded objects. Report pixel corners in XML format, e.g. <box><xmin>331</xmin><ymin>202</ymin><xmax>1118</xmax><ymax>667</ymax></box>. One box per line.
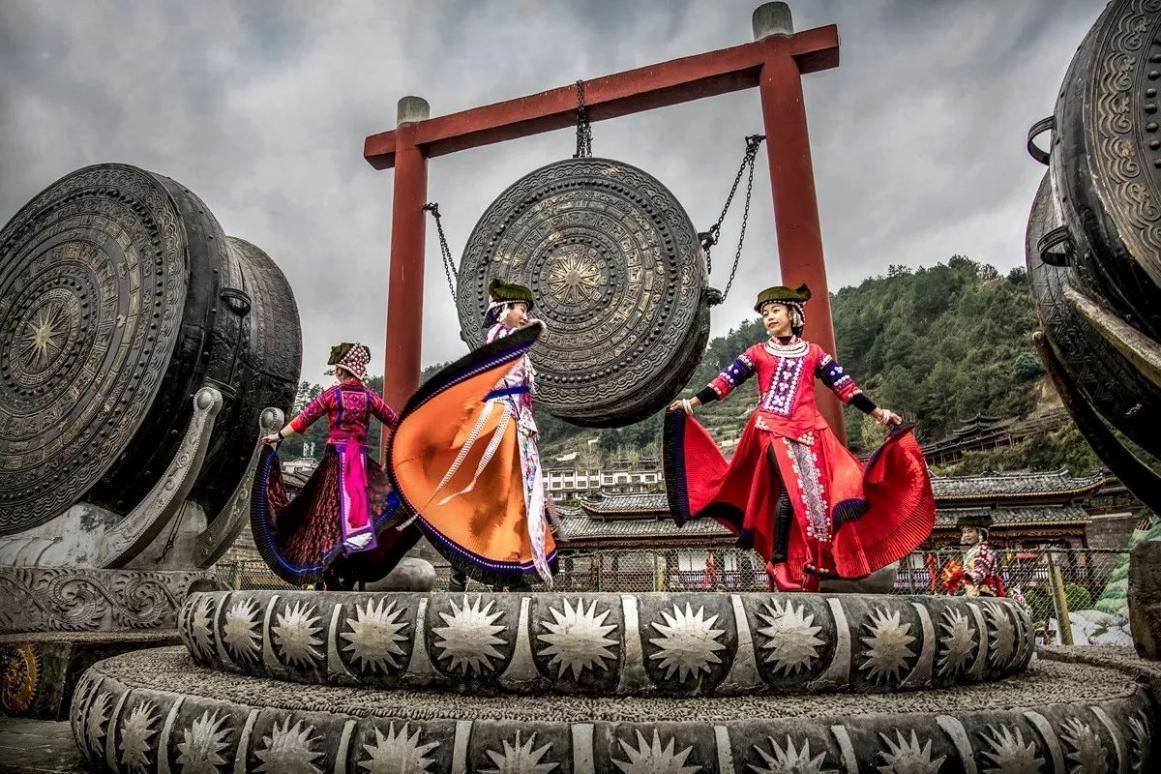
<box><xmin>0</xmin><ymin>165</ymin><xmax>188</xmax><ymax>534</ymax></box>
<box><xmin>457</xmin><ymin>158</ymin><xmax>707</xmax><ymax>427</ymax></box>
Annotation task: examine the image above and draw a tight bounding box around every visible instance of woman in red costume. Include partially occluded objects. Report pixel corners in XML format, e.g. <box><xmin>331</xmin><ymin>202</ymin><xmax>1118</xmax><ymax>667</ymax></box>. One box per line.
<box><xmin>251</xmin><ymin>343</ymin><xmax>419</xmax><ymax>588</ymax></box>
<box><xmin>664</xmin><ymin>284</ymin><xmax>936</xmax><ymax>591</ymax></box>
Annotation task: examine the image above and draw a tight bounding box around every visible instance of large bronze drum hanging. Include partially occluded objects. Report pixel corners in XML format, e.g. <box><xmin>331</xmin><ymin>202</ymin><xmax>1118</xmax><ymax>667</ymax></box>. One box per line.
<box><xmin>1049</xmin><ymin>0</ymin><xmax>1161</xmax><ymax>340</ymax></box>
<box><xmin>0</xmin><ymin>164</ymin><xmax>301</xmax><ymax>535</ymax></box>
<box><xmin>456</xmin><ymin>157</ymin><xmax>709</xmax><ymax>427</ymax></box>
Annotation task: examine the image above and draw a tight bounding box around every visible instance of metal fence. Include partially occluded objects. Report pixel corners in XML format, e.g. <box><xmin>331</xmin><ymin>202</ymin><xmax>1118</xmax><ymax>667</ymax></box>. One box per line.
<box><xmin>214</xmin><ymin>547</ymin><xmax>1130</xmax><ymax>630</ymax></box>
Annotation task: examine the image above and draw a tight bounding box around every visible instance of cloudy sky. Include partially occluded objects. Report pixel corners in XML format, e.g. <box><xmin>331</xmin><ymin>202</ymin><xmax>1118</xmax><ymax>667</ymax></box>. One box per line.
<box><xmin>0</xmin><ymin>0</ymin><xmax>1100</xmax><ymax>383</ymax></box>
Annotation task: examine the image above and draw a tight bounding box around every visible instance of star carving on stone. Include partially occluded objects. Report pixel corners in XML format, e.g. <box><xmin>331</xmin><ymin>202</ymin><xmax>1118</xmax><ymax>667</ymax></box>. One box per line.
<box><xmin>20</xmin><ymin>302</ymin><xmax>68</xmax><ymax>370</ymax></box>
<box><xmin>359</xmin><ymin>722</ymin><xmax>440</xmax><ymax>774</ymax></box>
<box><xmin>272</xmin><ymin>601</ymin><xmax>324</xmax><ymax>668</ymax></box>
<box><xmin>750</xmin><ymin>735</ymin><xmax>836</xmax><ymax>774</ymax></box>
<box><xmin>86</xmin><ymin>690</ymin><xmax>113</xmax><ymax>755</ymax></box>
<box><xmin>255</xmin><ymin>717</ymin><xmax>324</xmax><ymax>774</ymax></box>
<box><xmin>481</xmin><ymin>731</ymin><xmax>558</xmax><ymax>774</ymax></box>
<box><xmin>937</xmin><ymin>608</ymin><xmax>976</xmax><ymax>678</ymax></box>
<box><xmin>876</xmin><ymin>730</ymin><xmax>946</xmax><ymax>774</ymax></box>
<box><xmin>612</xmin><ymin>729</ymin><xmax>701</xmax><ymax>774</ymax></box>
<box><xmin>119</xmin><ymin>700</ymin><xmax>159</xmax><ymax>773</ymax></box>
<box><xmin>431</xmin><ymin>595</ymin><xmax>508</xmax><ymax>677</ymax></box>
<box><xmin>342</xmin><ymin>597</ymin><xmax>410</xmax><ymax>674</ymax></box>
<box><xmin>536</xmin><ymin>598</ymin><xmax>618</xmax><ymax>680</ymax></box>
<box><xmin>755</xmin><ymin>598</ymin><xmax>825</xmax><ymax>676</ymax></box>
<box><xmin>985</xmin><ymin>606</ymin><xmax>1016</xmax><ymax>669</ymax></box>
<box><xmin>859</xmin><ymin>607</ymin><xmax>916</xmax><ymax>685</ymax></box>
<box><xmin>648</xmin><ymin>602</ymin><xmax>727</xmax><ymax>683</ymax></box>
<box><xmin>222</xmin><ymin>596</ymin><xmax>262</xmax><ymax>661</ymax></box>
<box><xmin>176</xmin><ymin>710</ymin><xmax>232</xmax><ymax>774</ymax></box>
<box><xmin>189</xmin><ymin>596</ymin><xmax>215</xmax><ymax>659</ymax></box>
<box><xmin>1127</xmin><ymin>711</ymin><xmax>1151</xmax><ymax>774</ymax></box>
<box><xmin>979</xmin><ymin>724</ymin><xmax>1044</xmax><ymax>774</ymax></box>
<box><xmin>1059</xmin><ymin>717</ymin><xmax>1107</xmax><ymax>773</ymax></box>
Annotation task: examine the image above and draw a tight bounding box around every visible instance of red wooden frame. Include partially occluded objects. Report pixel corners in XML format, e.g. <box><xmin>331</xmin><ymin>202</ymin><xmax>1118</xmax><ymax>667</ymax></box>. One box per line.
<box><xmin>365</xmin><ymin>19</ymin><xmax>844</xmax><ymax>455</ymax></box>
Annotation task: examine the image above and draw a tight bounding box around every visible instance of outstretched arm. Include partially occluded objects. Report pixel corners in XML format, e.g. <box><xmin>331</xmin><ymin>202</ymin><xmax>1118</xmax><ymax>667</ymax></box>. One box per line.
<box><xmin>367</xmin><ymin>390</ymin><xmax>400</xmax><ymax>429</ymax></box>
<box><xmin>815</xmin><ymin>351</ymin><xmax>901</xmax><ymax>426</ymax></box>
<box><xmin>262</xmin><ymin>389</ymin><xmax>333</xmax><ymax>444</ymax></box>
<box><xmin>668</xmin><ymin>351</ymin><xmax>756</xmax><ymax>412</ymax></box>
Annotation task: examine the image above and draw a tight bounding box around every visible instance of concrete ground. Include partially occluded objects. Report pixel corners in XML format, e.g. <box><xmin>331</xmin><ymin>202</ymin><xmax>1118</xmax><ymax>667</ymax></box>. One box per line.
<box><xmin>0</xmin><ymin>719</ymin><xmax>84</xmax><ymax>774</ymax></box>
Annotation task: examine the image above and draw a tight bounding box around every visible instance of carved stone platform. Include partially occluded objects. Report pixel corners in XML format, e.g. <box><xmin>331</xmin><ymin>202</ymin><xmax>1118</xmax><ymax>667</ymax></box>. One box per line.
<box><xmin>178</xmin><ymin>590</ymin><xmax>1034</xmax><ymax>696</ymax></box>
<box><xmin>70</xmin><ymin>645</ymin><xmax>1155</xmax><ymax>773</ymax></box>
<box><xmin>0</xmin><ymin>567</ymin><xmax>218</xmax><ymax>634</ymax></box>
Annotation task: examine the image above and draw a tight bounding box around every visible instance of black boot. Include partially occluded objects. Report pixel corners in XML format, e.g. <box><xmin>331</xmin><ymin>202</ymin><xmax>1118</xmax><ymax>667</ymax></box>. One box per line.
<box><xmin>771</xmin><ymin>491</ymin><xmax>793</xmax><ymax>564</ymax></box>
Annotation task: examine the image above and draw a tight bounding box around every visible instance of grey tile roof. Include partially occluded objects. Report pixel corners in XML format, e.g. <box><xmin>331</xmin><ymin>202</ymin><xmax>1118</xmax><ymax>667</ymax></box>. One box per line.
<box><xmin>936</xmin><ymin>505</ymin><xmax>1090</xmax><ymax>526</ymax></box>
<box><xmin>556</xmin><ymin>505</ymin><xmax>731</xmax><ymax>541</ymax></box>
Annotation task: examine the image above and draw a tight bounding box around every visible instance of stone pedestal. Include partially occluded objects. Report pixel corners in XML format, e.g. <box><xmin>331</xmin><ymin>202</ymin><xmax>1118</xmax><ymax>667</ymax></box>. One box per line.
<box><xmin>1129</xmin><ymin>540</ymin><xmax>1161</xmax><ymax>660</ymax></box>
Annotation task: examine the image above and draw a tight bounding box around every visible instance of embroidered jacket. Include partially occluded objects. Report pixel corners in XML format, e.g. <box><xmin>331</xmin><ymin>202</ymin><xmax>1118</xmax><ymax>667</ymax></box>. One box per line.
<box><xmin>289</xmin><ymin>382</ymin><xmax>398</xmax><ymax>446</ymax></box>
<box><xmin>964</xmin><ymin>541</ymin><xmax>1003</xmax><ymax>593</ymax></box>
<box><xmin>486</xmin><ymin>323</ymin><xmax>537</xmax><ymax>432</ymax></box>
<box><xmin>705</xmin><ymin>338</ymin><xmax>864</xmax><ymax>439</ymax></box>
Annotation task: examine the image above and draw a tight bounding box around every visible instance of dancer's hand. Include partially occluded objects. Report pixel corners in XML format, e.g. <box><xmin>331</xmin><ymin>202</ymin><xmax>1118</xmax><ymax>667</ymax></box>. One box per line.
<box><xmin>261</xmin><ymin>433</ymin><xmax>281</xmax><ymax>446</ymax></box>
<box><xmin>667</xmin><ymin>397</ymin><xmax>700</xmax><ymax>413</ymax></box>
<box><xmin>872</xmin><ymin>408</ymin><xmax>902</xmax><ymax>427</ymax></box>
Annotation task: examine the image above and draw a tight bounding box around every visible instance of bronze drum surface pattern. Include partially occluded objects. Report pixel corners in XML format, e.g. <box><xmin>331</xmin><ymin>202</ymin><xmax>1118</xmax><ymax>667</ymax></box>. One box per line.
<box><xmin>456</xmin><ymin>158</ymin><xmax>708</xmax><ymax>427</ymax></box>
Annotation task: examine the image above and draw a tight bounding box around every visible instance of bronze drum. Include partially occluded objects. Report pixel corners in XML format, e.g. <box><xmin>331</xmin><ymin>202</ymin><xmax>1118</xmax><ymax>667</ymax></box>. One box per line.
<box><xmin>0</xmin><ymin>164</ymin><xmax>301</xmax><ymax>535</ymax></box>
<box><xmin>456</xmin><ymin>158</ymin><xmax>709</xmax><ymax>427</ymax></box>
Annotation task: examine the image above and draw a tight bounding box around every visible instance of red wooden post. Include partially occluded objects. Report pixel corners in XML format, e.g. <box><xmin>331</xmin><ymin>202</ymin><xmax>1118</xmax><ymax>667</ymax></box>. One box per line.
<box><xmin>756</xmin><ymin>19</ymin><xmax>845</xmax><ymax>439</ymax></box>
<box><xmin>382</xmin><ymin>97</ymin><xmax>430</xmax><ymax>461</ymax></box>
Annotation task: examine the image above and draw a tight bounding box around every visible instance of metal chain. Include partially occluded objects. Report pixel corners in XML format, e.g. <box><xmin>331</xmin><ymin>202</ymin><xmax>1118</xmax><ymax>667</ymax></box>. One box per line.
<box><xmin>423</xmin><ymin>202</ymin><xmax>458</xmax><ymax>300</ymax></box>
<box><xmin>573</xmin><ymin>80</ymin><xmax>593</xmax><ymax>158</ymax></box>
<box><xmin>700</xmin><ymin>134</ymin><xmax>765</xmax><ymax>299</ymax></box>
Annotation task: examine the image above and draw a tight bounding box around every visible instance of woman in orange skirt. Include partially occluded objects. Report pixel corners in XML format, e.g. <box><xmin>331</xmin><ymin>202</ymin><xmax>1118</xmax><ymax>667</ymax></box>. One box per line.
<box><xmin>388</xmin><ymin>280</ymin><xmax>556</xmax><ymax>589</ymax></box>
<box><xmin>665</xmin><ymin>284</ymin><xmax>935</xmax><ymax>591</ymax></box>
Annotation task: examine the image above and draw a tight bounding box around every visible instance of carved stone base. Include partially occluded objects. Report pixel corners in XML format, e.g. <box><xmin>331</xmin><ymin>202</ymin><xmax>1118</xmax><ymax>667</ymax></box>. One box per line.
<box><xmin>178</xmin><ymin>590</ymin><xmax>1033</xmax><ymax>696</ymax></box>
<box><xmin>0</xmin><ymin>567</ymin><xmax>220</xmax><ymax>635</ymax></box>
<box><xmin>70</xmin><ymin>646</ymin><xmax>1156</xmax><ymax>773</ymax></box>
<box><xmin>1130</xmin><ymin>541</ymin><xmax>1161</xmax><ymax>660</ymax></box>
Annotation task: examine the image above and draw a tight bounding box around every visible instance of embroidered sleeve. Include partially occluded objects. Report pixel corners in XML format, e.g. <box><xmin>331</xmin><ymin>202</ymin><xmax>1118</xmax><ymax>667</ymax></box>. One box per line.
<box><xmin>367</xmin><ymin>389</ymin><xmax>399</xmax><ymax>429</ymax></box>
<box><xmin>707</xmin><ymin>351</ymin><xmax>756</xmax><ymax>400</ymax></box>
<box><xmin>815</xmin><ymin>350</ymin><xmax>863</xmax><ymax>404</ymax></box>
<box><xmin>966</xmin><ymin>545</ymin><xmax>992</xmax><ymax>584</ymax></box>
<box><xmin>289</xmin><ymin>387</ymin><xmax>334</xmax><ymax>434</ymax></box>
<box><xmin>485</xmin><ymin>324</ymin><xmax>511</xmax><ymax>344</ymax></box>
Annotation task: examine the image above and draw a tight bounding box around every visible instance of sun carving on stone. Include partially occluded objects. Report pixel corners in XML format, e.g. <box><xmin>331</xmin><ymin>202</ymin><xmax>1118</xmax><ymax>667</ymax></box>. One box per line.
<box><xmin>189</xmin><ymin>596</ymin><xmax>216</xmax><ymax>659</ymax></box>
<box><xmin>342</xmin><ymin>597</ymin><xmax>410</xmax><ymax>674</ymax></box>
<box><xmin>272</xmin><ymin>601</ymin><xmax>323</xmax><ymax>668</ymax></box>
<box><xmin>20</xmin><ymin>301</ymin><xmax>68</xmax><ymax>371</ymax></box>
<box><xmin>222</xmin><ymin>596</ymin><xmax>262</xmax><ymax>661</ymax></box>
<box><xmin>432</xmin><ymin>595</ymin><xmax>508</xmax><ymax>677</ymax></box>
<box><xmin>86</xmin><ymin>690</ymin><xmax>113</xmax><ymax>755</ymax></box>
<box><xmin>176</xmin><ymin>710</ymin><xmax>232</xmax><ymax>774</ymax></box>
<box><xmin>750</xmin><ymin>735</ymin><xmax>836</xmax><ymax>774</ymax></box>
<box><xmin>979</xmin><ymin>724</ymin><xmax>1044</xmax><ymax>774</ymax></box>
<box><xmin>255</xmin><ymin>717</ymin><xmax>324</xmax><ymax>774</ymax></box>
<box><xmin>1059</xmin><ymin>717</ymin><xmax>1107</xmax><ymax>773</ymax></box>
<box><xmin>1127</xmin><ymin>711</ymin><xmax>1152</xmax><ymax>774</ymax></box>
<box><xmin>859</xmin><ymin>607</ymin><xmax>916</xmax><ymax>684</ymax></box>
<box><xmin>755</xmin><ymin>599</ymin><xmax>825</xmax><ymax>676</ymax></box>
<box><xmin>358</xmin><ymin>722</ymin><xmax>440</xmax><ymax>774</ymax></box>
<box><xmin>119</xmin><ymin>700</ymin><xmax>159</xmax><ymax>773</ymax></box>
<box><xmin>481</xmin><ymin>731</ymin><xmax>558</xmax><ymax>774</ymax></box>
<box><xmin>876</xmin><ymin>730</ymin><xmax>946</xmax><ymax>774</ymax></box>
<box><xmin>648</xmin><ymin>603</ymin><xmax>728</xmax><ymax>683</ymax></box>
<box><xmin>536</xmin><ymin>598</ymin><xmax>618</xmax><ymax>680</ymax></box>
<box><xmin>937</xmin><ymin>608</ymin><xmax>976</xmax><ymax>678</ymax></box>
<box><xmin>985</xmin><ymin>606</ymin><xmax>1016</xmax><ymax>669</ymax></box>
<box><xmin>612</xmin><ymin>729</ymin><xmax>701</xmax><ymax>774</ymax></box>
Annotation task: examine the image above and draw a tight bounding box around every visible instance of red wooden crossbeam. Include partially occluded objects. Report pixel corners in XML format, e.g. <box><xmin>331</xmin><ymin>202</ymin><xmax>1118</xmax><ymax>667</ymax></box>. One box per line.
<box><xmin>368</xmin><ymin>17</ymin><xmax>849</xmax><ymax>450</ymax></box>
<box><xmin>364</xmin><ymin>25</ymin><xmax>837</xmax><ymax>169</ymax></box>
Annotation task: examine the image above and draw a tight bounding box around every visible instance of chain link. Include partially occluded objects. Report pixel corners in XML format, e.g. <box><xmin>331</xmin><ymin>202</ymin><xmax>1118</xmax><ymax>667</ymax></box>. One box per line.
<box><xmin>573</xmin><ymin>80</ymin><xmax>593</xmax><ymax>158</ymax></box>
<box><xmin>700</xmin><ymin>134</ymin><xmax>765</xmax><ymax>301</ymax></box>
<box><xmin>423</xmin><ymin>202</ymin><xmax>458</xmax><ymax>301</ymax></box>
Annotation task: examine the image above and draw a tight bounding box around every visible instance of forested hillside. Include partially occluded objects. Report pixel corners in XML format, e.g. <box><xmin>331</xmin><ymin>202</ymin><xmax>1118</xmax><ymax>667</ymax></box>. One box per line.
<box><xmin>285</xmin><ymin>256</ymin><xmax>1099</xmax><ymax>474</ymax></box>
